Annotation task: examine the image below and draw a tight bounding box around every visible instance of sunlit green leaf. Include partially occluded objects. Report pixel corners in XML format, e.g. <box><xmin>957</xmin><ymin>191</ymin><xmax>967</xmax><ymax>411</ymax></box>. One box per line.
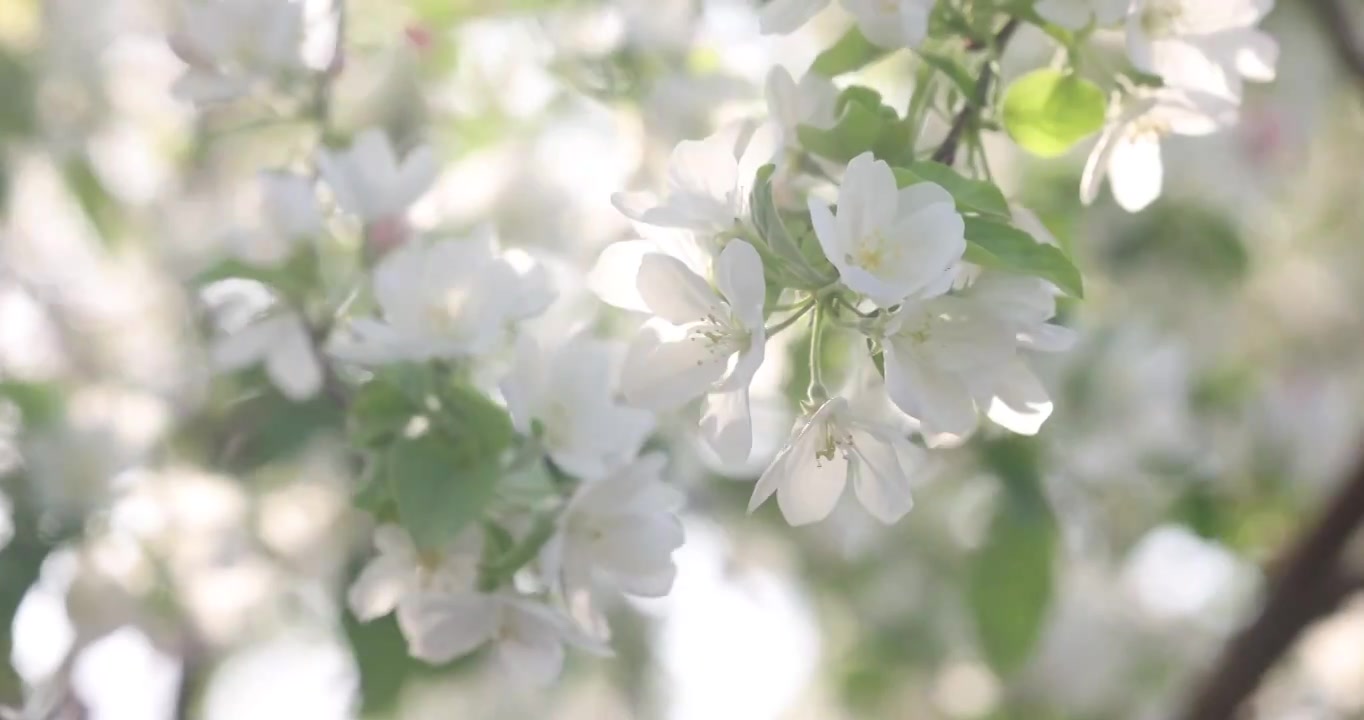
<box><xmin>1002</xmin><ymin>69</ymin><xmax>1106</xmax><ymax>158</ymax></box>
<box><xmin>893</xmin><ymin>163</ymin><xmax>1011</xmax><ymax>218</ymax></box>
<box><xmin>811</xmin><ymin>26</ymin><xmax>890</xmax><ymax>77</ymax></box>
<box><xmin>963</xmin><ymin>217</ymin><xmax>1084</xmax><ymax>297</ymax></box>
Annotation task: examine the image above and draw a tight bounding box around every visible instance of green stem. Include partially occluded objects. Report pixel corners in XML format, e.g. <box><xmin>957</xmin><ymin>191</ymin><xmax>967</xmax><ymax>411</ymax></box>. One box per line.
<box><xmin>807</xmin><ymin>302</ymin><xmax>828</xmax><ymax>404</ymax></box>
<box><xmin>764</xmin><ymin>299</ymin><xmax>816</xmax><ymax>336</ymax></box>
<box><xmin>478</xmin><ymin>510</ymin><xmax>560</xmax><ymax>590</ymax></box>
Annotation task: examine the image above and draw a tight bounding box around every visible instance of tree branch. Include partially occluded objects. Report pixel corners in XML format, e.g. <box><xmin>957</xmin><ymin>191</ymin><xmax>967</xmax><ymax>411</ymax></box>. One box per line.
<box><xmin>931</xmin><ymin>19</ymin><xmax>1020</xmax><ymax>166</ymax></box>
<box><xmin>1309</xmin><ymin>0</ymin><xmax>1364</xmax><ymax>88</ymax></box>
<box><xmin>1176</xmin><ymin>446</ymin><xmax>1364</xmax><ymax>720</ymax></box>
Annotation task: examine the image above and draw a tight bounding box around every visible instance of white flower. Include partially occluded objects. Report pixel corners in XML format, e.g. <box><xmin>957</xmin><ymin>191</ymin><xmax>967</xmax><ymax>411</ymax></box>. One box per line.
<box><xmin>599</xmin><ymin>240</ymin><xmax>767</xmax><ymax>464</ymax></box>
<box><xmin>842</xmin><ymin>0</ymin><xmax>933</xmax><ymax>49</ymax></box>
<box><xmin>613</xmin><ymin>123</ymin><xmax>778</xmax><ymax>239</ymax></box>
<box><xmin>881</xmin><ymin>294</ymin><xmax>1056</xmax><ymax>446</ymax></box>
<box><xmin>541</xmin><ymin>453</ymin><xmax>685</xmax><ymax>600</ymax></box>
<box><xmin>229</xmin><ymin>171</ymin><xmax>321</xmax><ymax>266</ymax></box>
<box><xmin>1126</xmin><ymin>0</ymin><xmax>1278</xmax><ymax>100</ymax></box>
<box><xmin>1036</xmin><ymin>0</ymin><xmax>1129</xmax><ymax>30</ymax></box>
<box><xmin>501</xmin><ymin>334</ymin><xmax>655</xmax><ymax>479</ymax></box>
<box><xmin>758</xmin><ymin>0</ymin><xmax>830</xmax><ymax>34</ymax></box>
<box><xmin>168</xmin><ymin>0</ymin><xmax>306</xmax><ymax>104</ymax></box>
<box><xmin>765</xmin><ymin>66</ymin><xmax>838</xmax><ymax>155</ymax></box>
<box><xmin>211</xmin><ymin>309</ymin><xmax>323</xmax><ymax>401</ymax></box>
<box><xmin>347</xmin><ymin>524</ymin><xmax>481</xmax><ymax>622</ymax></box>
<box><xmin>397</xmin><ymin>591</ymin><xmax>607</xmax><ymax>684</ymax></box>
<box><xmin>809</xmin><ymin>152</ymin><xmax>965</xmax><ymax>307</ymax></box>
<box><xmin>1081</xmin><ymin>88</ymin><xmax>1238</xmax><ymax>212</ymax></box>
<box><xmin>329</xmin><ymin>234</ymin><xmax>552</xmax><ymax>364</ymax></box>
<box><xmin>748</xmin><ymin>397</ymin><xmax>923</xmax><ymax>525</ymax></box>
<box><xmin>318</xmin><ymin>129</ymin><xmax>439</xmax><ymax>251</ymax></box>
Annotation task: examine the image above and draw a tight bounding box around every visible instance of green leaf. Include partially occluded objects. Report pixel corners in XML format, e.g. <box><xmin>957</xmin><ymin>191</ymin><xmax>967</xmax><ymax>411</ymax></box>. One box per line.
<box><xmin>811</xmin><ymin>27</ymin><xmax>891</xmax><ymax>77</ymax></box>
<box><xmin>432</xmin><ymin>381</ymin><xmax>516</xmax><ymax>463</ymax></box>
<box><xmin>916</xmin><ymin>50</ymin><xmax>975</xmax><ymax>98</ymax></box>
<box><xmin>963</xmin><ymin>217</ymin><xmax>1084</xmax><ymax>298</ymax></box>
<box><xmin>386</xmin><ymin>433</ymin><xmax>499</xmax><ymax>550</ymax></box>
<box><xmin>1001</xmin><ymin>69</ymin><xmax>1107</xmax><ymax>158</ymax></box>
<box><xmin>968</xmin><ymin>476</ymin><xmax>1056</xmax><ymax>675</ymax></box>
<box><xmin>798</xmin><ymin>102</ymin><xmax>885</xmax><ymax>164</ymax></box>
<box><xmin>0</xmin><ymin>381</ymin><xmax>63</xmax><ymax>428</ymax></box>
<box><xmin>349</xmin><ymin>381</ymin><xmax>419</xmax><ymax>449</ymax></box>
<box><xmin>750</xmin><ymin>164</ymin><xmax>832</xmax><ymax>288</ymax></box>
<box><xmin>893</xmin><ymin>163</ymin><xmax>1011</xmax><ymax>218</ymax></box>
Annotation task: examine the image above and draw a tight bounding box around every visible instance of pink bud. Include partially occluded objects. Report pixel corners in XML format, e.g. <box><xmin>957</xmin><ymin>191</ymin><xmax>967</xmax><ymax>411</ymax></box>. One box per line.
<box><xmin>365</xmin><ymin>215</ymin><xmax>411</xmax><ymax>260</ymax></box>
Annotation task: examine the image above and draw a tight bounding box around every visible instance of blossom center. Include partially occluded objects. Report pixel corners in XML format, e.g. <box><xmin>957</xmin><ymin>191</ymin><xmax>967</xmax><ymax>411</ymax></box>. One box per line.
<box><xmin>848</xmin><ymin>229</ymin><xmax>897</xmax><ymax>275</ymax></box>
<box><xmin>686</xmin><ymin>313</ymin><xmax>748</xmax><ymax>364</ymax></box>
<box><xmin>1139</xmin><ymin>0</ymin><xmax>1184</xmax><ymax>38</ymax></box>
<box><xmin>814</xmin><ymin>421</ymin><xmax>854</xmax><ymax>465</ymax></box>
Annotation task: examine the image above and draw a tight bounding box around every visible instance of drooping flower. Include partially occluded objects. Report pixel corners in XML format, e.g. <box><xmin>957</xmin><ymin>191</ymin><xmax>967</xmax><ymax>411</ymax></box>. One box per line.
<box><xmin>541</xmin><ymin>453</ymin><xmax>685</xmax><ymax>600</ymax></box>
<box><xmin>809</xmin><ymin>152</ymin><xmax>965</xmax><ymax>307</ymax></box>
<box><xmin>595</xmin><ymin>239</ymin><xmax>767</xmax><ymax>464</ymax></box>
<box><xmin>765</xmin><ymin>67</ymin><xmax>838</xmax><ymax>155</ymax></box>
<box><xmin>318</xmin><ymin>129</ymin><xmax>439</xmax><ymax>254</ymax></box>
<box><xmin>211</xmin><ymin>310</ymin><xmax>322</xmax><ymax>402</ymax></box>
<box><xmin>613</xmin><ymin>123</ymin><xmax>778</xmax><ymax>240</ymax></box>
<box><xmin>757</xmin><ymin>0</ymin><xmax>830</xmax><ymax>34</ymax></box>
<box><xmin>328</xmin><ymin>234</ymin><xmax>552</xmax><ymax>364</ymax></box>
<box><xmin>880</xmin><ymin>294</ymin><xmax>1057</xmax><ymax>446</ymax></box>
<box><xmin>748</xmin><ymin>397</ymin><xmax>923</xmax><ymax>525</ymax></box>
<box><xmin>168</xmin><ymin>0</ymin><xmax>306</xmax><ymax>104</ymax></box>
<box><xmin>1125</xmin><ymin>0</ymin><xmax>1278</xmax><ymax>101</ymax></box>
<box><xmin>228</xmin><ymin>170</ymin><xmax>322</xmax><ymax>266</ymax></box>
<box><xmin>397</xmin><ymin>591</ymin><xmax>608</xmax><ymax>684</ymax></box>
<box><xmin>500</xmin><ymin>334</ymin><xmax>655</xmax><ymax>479</ymax></box>
<box><xmin>842</xmin><ymin>0</ymin><xmax>934</xmax><ymax>49</ymax></box>
<box><xmin>1036</xmin><ymin>0</ymin><xmax>1129</xmax><ymax>31</ymax></box>
<box><xmin>347</xmin><ymin>524</ymin><xmax>481</xmax><ymax>622</ymax></box>
<box><xmin>1081</xmin><ymin>88</ymin><xmax>1239</xmax><ymax>212</ymax></box>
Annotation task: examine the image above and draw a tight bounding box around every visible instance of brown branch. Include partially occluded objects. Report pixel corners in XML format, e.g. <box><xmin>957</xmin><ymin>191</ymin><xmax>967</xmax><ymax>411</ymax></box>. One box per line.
<box><xmin>1176</xmin><ymin>444</ymin><xmax>1364</xmax><ymax>720</ymax></box>
<box><xmin>931</xmin><ymin>19</ymin><xmax>1020</xmax><ymax>167</ymax></box>
<box><xmin>1309</xmin><ymin>0</ymin><xmax>1364</xmax><ymax>88</ymax></box>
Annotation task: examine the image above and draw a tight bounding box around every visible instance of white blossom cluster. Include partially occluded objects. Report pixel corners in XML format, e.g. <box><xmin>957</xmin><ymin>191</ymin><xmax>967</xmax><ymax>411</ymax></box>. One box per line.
<box><xmin>159</xmin><ymin>0</ymin><xmax>1281</xmax><ymax>691</ymax></box>
<box><xmin>759</xmin><ymin>0</ymin><xmax>1279</xmax><ymax>213</ymax></box>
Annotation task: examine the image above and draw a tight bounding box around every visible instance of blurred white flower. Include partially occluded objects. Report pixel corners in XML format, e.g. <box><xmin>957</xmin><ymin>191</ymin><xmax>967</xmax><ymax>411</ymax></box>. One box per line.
<box><xmin>613</xmin><ymin>122</ymin><xmax>778</xmax><ymax>240</ymax></box>
<box><xmin>541</xmin><ymin>453</ymin><xmax>685</xmax><ymax>601</ymax></box>
<box><xmin>211</xmin><ymin>309</ymin><xmax>322</xmax><ymax>402</ymax></box>
<box><xmin>500</xmin><ymin>334</ymin><xmax>654</xmax><ymax>480</ymax></box>
<box><xmin>1081</xmin><ymin>88</ymin><xmax>1239</xmax><ymax>212</ymax></box>
<box><xmin>960</xmin><ymin>270</ymin><xmax>1076</xmax><ymax>354</ymax></box>
<box><xmin>765</xmin><ymin>67</ymin><xmax>838</xmax><ymax>155</ymax></box>
<box><xmin>1036</xmin><ymin>0</ymin><xmax>1129</xmax><ymax>30</ymax></box>
<box><xmin>317</xmin><ymin>129</ymin><xmax>439</xmax><ymax>253</ymax></box>
<box><xmin>809</xmin><ymin>152</ymin><xmax>965</xmax><ymax>307</ymax></box>
<box><xmin>328</xmin><ymin>234</ymin><xmax>552</xmax><ymax>364</ymax></box>
<box><xmin>1126</xmin><ymin>0</ymin><xmax>1277</xmax><ymax>100</ymax></box>
<box><xmin>397</xmin><ymin>592</ymin><xmax>607</xmax><ymax>683</ymax></box>
<box><xmin>347</xmin><ymin>525</ymin><xmax>480</xmax><ymax>622</ymax></box>
<box><xmin>228</xmin><ymin>171</ymin><xmax>322</xmax><ymax>267</ymax></box>
<box><xmin>842</xmin><ymin>0</ymin><xmax>932</xmax><ymax>48</ymax></box>
<box><xmin>601</xmin><ymin>240</ymin><xmax>766</xmax><ymax>464</ymax></box>
<box><xmin>749</xmin><ymin>396</ymin><xmax>922</xmax><ymax>525</ymax></box>
<box><xmin>757</xmin><ymin>0</ymin><xmax>830</xmax><ymax>34</ymax></box>
<box><xmin>881</xmin><ymin>295</ymin><xmax>1050</xmax><ymax>445</ymax></box>
<box><xmin>168</xmin><ymin>0</ymin><xmax>306</xmax><ymax>104</ymax></box>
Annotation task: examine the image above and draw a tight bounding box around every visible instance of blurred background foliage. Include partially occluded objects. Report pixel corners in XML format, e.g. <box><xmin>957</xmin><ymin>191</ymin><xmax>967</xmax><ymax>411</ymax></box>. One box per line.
<box><xmin>0</xmin><ymin>0</ymin><xmax>1363</xmax><ymax>719</ymax></box>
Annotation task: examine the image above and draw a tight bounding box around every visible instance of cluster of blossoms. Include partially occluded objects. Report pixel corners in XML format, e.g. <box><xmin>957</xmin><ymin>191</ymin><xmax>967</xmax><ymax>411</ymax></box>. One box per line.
<box><xmin>161</xmin><ymin>0</ymin><xmax>1279</xmax><ymax>688</ymax></box>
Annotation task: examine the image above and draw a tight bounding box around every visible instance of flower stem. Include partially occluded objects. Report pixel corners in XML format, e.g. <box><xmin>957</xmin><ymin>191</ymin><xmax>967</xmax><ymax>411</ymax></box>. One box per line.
<box><xmin>806</xmin><ymin>302</ymin><xmax>827</xmax><ymax>404</ymax></box>
<box><xmin>763</xmin><ymin>299</ymin><xmax>816</xmax><ymax>336</ymax></box>
<box><xmin>478</xmin><ymin>509</ymin><xmax>560</xmax><ymax>590</ymax></box>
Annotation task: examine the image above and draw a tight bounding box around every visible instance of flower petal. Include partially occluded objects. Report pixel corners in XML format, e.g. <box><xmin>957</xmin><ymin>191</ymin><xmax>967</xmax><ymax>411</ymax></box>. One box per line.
<box><xmin>700</xmin><ymin>386</ymin><xmax>753</xmax><ymax>464</ymax></box>
<box><xmin>396</xmin><ymin>592</ymin><xmax>499</xmax><ymax>664</ymax></box>
<box><xmin>1108</xmin><ymin>132</ymin><xmax>1164</xmax><ymax>212</ymax></box>
<box><xmin>849</xmin><ymin>426</ymin><xmax>918</xmax><ymax>524</ymax></box>
<box><xmin>636</xmin><ymin>253</ymin><xmax>725</xmax><ymax>325</ymax></box>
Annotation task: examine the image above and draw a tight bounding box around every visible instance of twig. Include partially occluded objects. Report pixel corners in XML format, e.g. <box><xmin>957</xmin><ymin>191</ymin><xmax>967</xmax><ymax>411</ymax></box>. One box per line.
<box><xmin>931</xmin><ymin>19</ymin><xmax>1020</xmax><ymax>166</ymax></box>
<box><xmin>1176</xmin><ymin>445</ymin><xmax>1364</xmax><ymax>720</ymax></box>
<box><xmin>1309</xmin><ymin>0</ymin><xmax>1364</xmax><ymax>88</ymax></box>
